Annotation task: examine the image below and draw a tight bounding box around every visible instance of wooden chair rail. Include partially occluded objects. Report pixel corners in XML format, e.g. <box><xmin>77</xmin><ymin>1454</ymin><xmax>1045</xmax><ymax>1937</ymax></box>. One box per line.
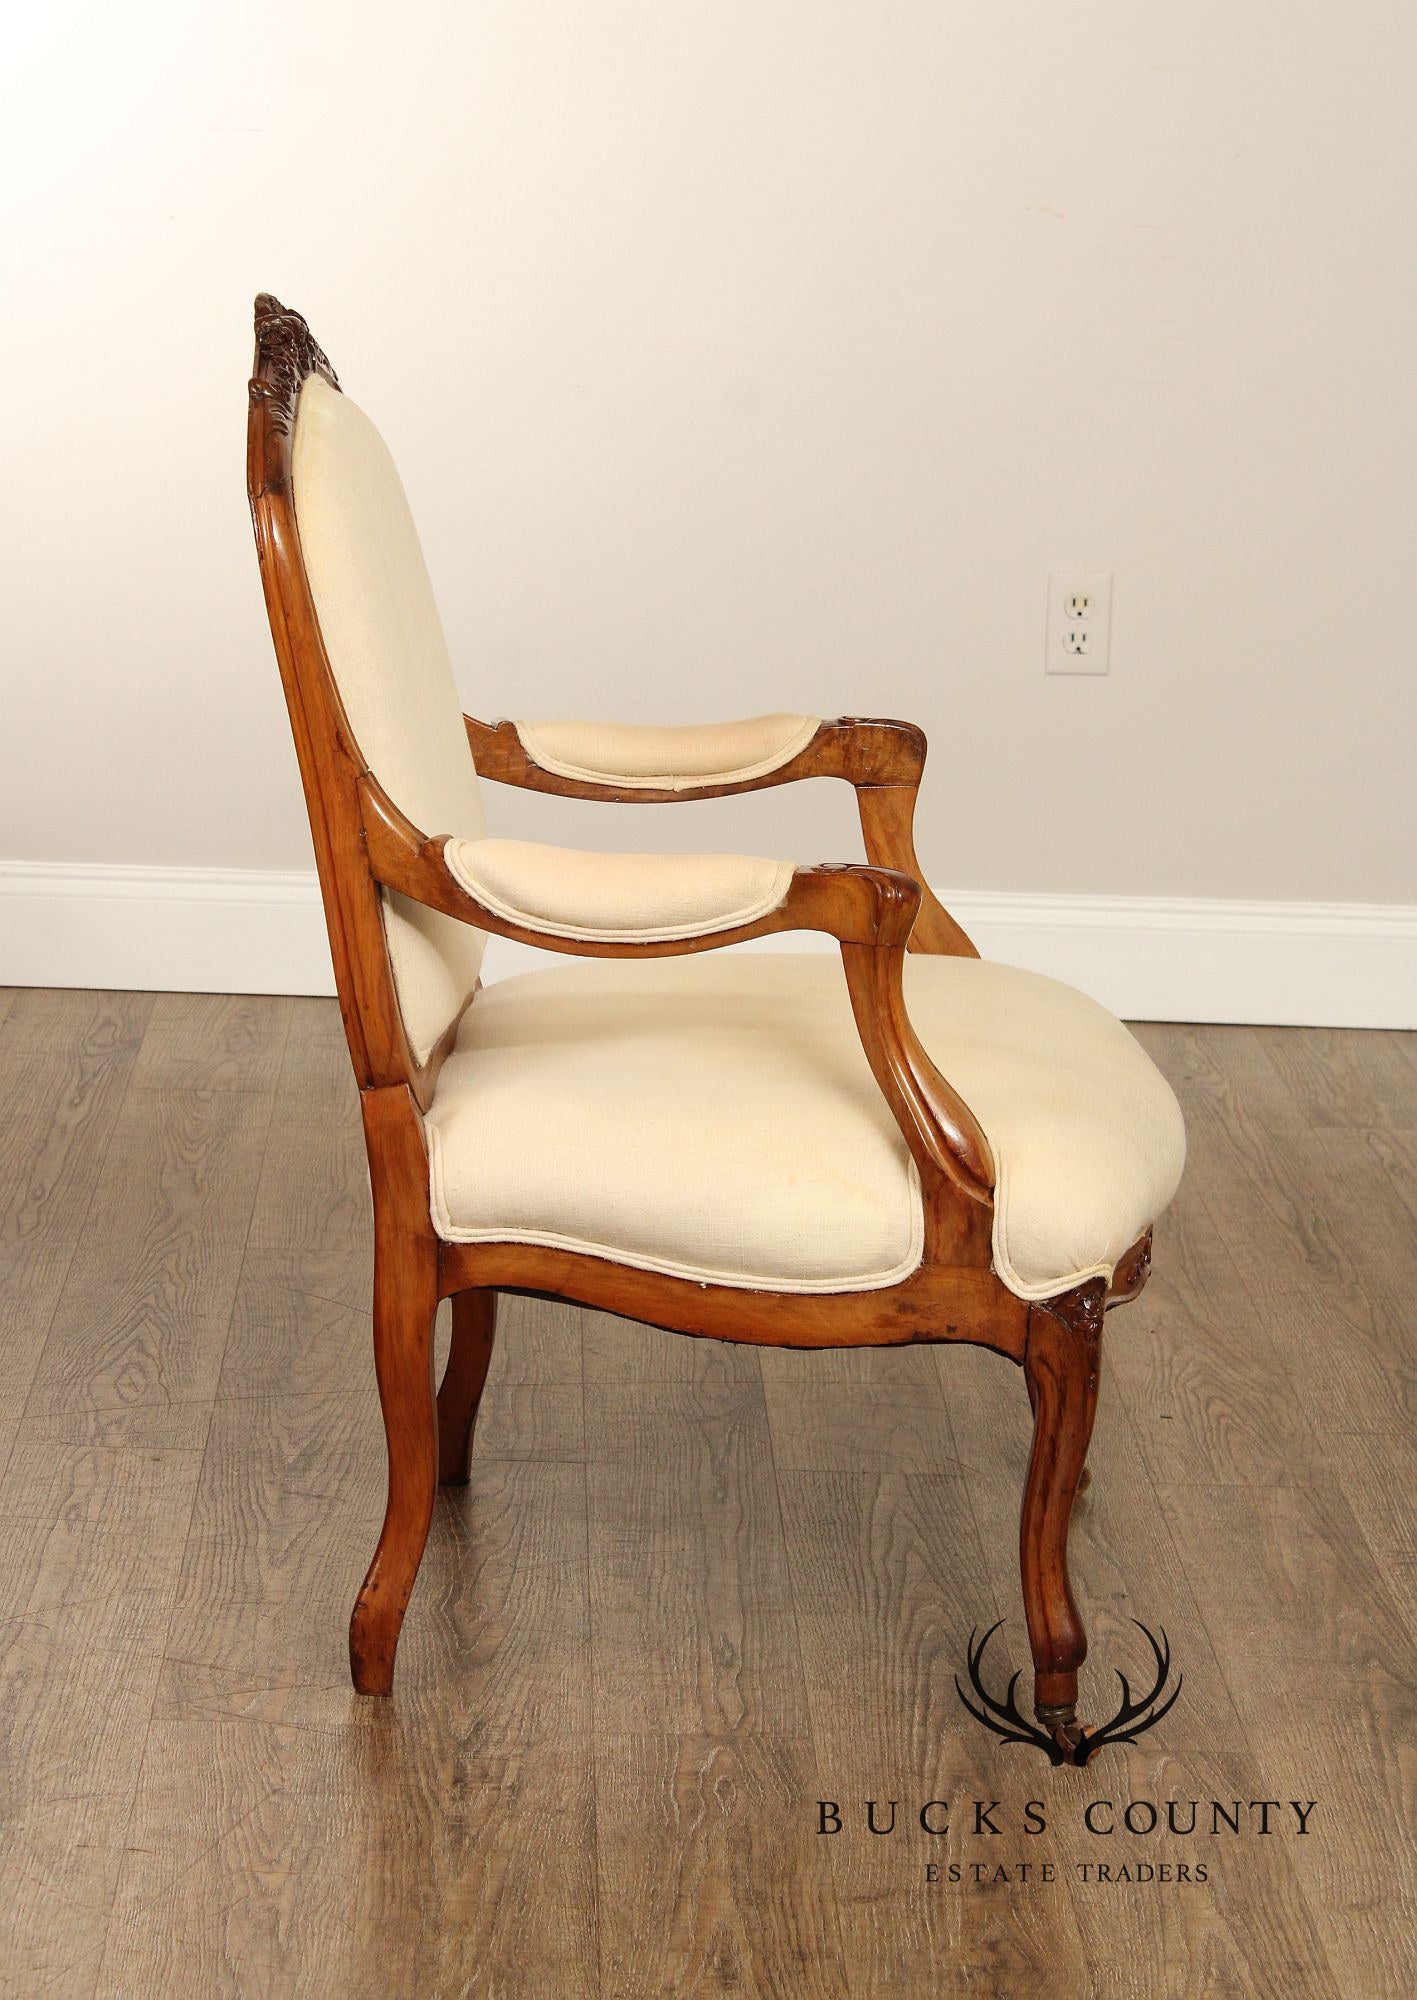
<box><xmin>436</xmin><ymin>1237</ymin><xmax>1030</xmax><ymax>1357</ymax></box>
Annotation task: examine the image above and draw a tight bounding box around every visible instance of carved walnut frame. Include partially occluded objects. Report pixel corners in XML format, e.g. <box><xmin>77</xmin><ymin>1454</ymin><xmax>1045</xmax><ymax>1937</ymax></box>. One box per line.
<box><xmin>247</xmin><ymin>295</ymin><xmax>1152</xmax><ymax>1755</ymax></box>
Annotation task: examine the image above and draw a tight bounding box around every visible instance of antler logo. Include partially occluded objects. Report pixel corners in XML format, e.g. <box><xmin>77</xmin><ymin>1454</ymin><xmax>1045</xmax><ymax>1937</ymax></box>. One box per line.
<box><xmin>954</xmin><ymin>1620</ymin><xmax>1182</xmax><ymax>1766</ymax></box>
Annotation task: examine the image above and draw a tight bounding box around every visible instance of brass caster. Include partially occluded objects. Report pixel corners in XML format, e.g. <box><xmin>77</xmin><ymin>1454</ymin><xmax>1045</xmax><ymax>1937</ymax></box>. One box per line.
<box><xmin>1035</xmin><ymin>1702</ymin><xmax>1097</xmax><ymax>1766</ymax></box>
<box><xmin>1049</xmin><ymin>1718</ymin><xmax>1096</xmax><ymax>1764</ymax></box>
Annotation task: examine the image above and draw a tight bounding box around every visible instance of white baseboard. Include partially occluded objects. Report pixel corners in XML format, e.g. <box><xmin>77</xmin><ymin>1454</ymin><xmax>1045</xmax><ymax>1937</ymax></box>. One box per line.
<box><xmin>1</xmin><ymin>861</ymin><xmax>1413</xmax><ymax>1028</ymax></box>
<box><xmin>0</xmin><ymin>863</ymin><xmax>336</xmax><ymax>1002</ymax></box>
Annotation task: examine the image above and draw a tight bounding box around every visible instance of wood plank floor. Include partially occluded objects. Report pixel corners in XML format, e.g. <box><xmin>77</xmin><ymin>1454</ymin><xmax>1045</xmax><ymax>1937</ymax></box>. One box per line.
<box><xmin>0</xmin><ymin>988</ymin><xmax>1412</xmax><ymax>1998</ymax></box>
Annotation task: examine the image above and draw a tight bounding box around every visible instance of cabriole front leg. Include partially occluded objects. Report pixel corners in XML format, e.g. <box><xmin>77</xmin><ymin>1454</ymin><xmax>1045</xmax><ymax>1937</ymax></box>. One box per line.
<box><xmin>349</xmin><ymin>1088</ymin><xmax>441</xmax><ymax>1697</ymax></box>
<box><xmin>1020</xmin><ymin>1280</ymin><xmax>1104</xmax><ymax>1757</ymax></box>
<box><xmin>348</xmin><ymin>1241</ymin><xmax>439</xmax><ymax>1695</ymax></box>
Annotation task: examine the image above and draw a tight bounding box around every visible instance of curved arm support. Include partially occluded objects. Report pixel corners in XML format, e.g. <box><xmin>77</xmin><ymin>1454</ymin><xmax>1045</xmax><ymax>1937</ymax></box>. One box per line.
<box><xmin>854</xmin><ymin>784</ymin><xmax>978</xmax><ymax>958</ymax></box>
<box><xmin>357</xmin><ymin>774</ymin><xmax>994</xmax><ymax>1215</ymax></box>
<box><xmin>839</xmin><ymin>940</ymin><xmax>995</xmax><ymax>1222</ymax></box>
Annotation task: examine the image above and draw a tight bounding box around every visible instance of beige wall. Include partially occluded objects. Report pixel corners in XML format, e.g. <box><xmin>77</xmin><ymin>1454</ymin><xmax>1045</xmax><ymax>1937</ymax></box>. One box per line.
<box><xmin>4</xmin><ymin>2</ymin><xmax>1413</xmax><ymax>903</ymax></box>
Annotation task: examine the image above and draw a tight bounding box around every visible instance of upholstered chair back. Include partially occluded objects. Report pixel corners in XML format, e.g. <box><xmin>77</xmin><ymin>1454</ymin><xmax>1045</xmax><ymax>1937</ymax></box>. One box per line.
<box><xmin>291</xmin><ymin>373</ymin><xmax>487</xmax><ymax>1063</ymax></box>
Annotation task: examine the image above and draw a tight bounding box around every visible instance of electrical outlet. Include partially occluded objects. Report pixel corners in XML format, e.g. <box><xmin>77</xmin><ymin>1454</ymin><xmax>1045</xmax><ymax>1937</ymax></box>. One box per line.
<box><xmin>1046</xmin><ymin>570</ymin><xmax>1112</xmax><ymax>675</ymax></box>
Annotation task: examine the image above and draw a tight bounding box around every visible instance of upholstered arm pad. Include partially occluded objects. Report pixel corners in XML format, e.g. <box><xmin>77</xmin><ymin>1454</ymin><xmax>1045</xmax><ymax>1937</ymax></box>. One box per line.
<box><xmin>359</xmin><ymin>773</ymin><xmax>928</xmax><ymax>952</ymax></box>
<box><xmin>443</xmin><ymin>837</ymin><xmax>796</xmax><ymax>944</ymax></box>
<box><xmin>466</xmin><ymin>713</ymin><xmax>938</xmax><ymax>800</ymax></box>
<box><xmin>509</xmin><ymin>714</ymin><xmax>821</xmax><ymax>791</ymax></box>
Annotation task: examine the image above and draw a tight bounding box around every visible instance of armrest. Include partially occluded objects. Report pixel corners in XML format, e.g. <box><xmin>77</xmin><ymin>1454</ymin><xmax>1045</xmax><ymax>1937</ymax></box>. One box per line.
<box><xmin>506</xmin><ymin>713</ymin><xmax>821</xmax><ymax>793</ymax></box>
<box><xmin>359</xmin><ymin>774</ymin><xmax>994</xmax><ymax>1209</ymax></box>
<box><xmin>466</xmin><ymin>712</ymin><xmax>926</xmax><ymax>798</ymax></box>
<box><xmin>464</xmin><ymin>710</ymin><xmax>978</xmax><ymax>959</ymax></box>
<box><xmin>360</xmin><ymin>774</ymin><xmax>916</xmax><ymax>954</ymax></box>
<box><xmin>444</xmin><ymin>838</ymin><xmax>796</xmax><ymax>944</ymax></box>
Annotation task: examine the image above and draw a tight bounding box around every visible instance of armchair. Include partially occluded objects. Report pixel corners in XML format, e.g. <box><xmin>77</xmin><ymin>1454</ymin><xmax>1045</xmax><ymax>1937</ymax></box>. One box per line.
<box><xmin>248</xmin><ymin>296</ymin><xmax>1185</xmax><ymax>1759</ymax></box>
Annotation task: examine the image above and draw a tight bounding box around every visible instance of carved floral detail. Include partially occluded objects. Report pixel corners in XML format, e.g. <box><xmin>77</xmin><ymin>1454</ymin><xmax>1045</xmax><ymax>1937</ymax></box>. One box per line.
<box><xmin>1041</xmin><ymin>1278</ymin><xmax>1106</xmax><ymax>1353</ymax></box>
<box><xmin>1027</xmin><ymin>1279</ymin><xmax>1105</xmax><ymax>1402</ymax></box>
<box><xmin>248</xmin><ymin>293</ymin><xmax>339</xmax><ymax>436</ymax></box>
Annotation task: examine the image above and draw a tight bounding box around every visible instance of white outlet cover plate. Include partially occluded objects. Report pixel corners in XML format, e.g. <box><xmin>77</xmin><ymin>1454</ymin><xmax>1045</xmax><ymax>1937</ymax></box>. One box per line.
<box><xmin>1046</xmin><ymin>569</ymin><xmax>1112</xmax><ymax>676</ymax></box>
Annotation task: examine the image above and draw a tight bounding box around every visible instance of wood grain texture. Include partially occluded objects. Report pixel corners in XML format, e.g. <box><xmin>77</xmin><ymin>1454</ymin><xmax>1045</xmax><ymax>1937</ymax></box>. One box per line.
<box><xmin>21</xmin><ymin>1015</ymin><xmax>284</xmax><ymax>1423</ymax></box>
<box><xmin>0</xmin><ymin>994</ymin><xmax>1414</xmax><ymax>1994</ymax></box>
<box><xmin>594</xmin><ymin>1731</ymin><xmax>848</xmax><ymax>1999</ymax></box>
<box><xmin>1249</xmin><ymin>1023</ymin><xmax>1417</xmax><ymax>1133</ymax></box>
<box><xmin>1132</xmin><ymin>1023</ymin><xmax>1414</xmax><ymax>1434</ymax></box>
<box><xmin>1060</xmin><ymin>1744</ymin><xmax>1342</xmax><ymax>2000</ymax></box>
<box><xmin>585</xmin><ymin>1381</ymin><xmax>806</xmax><ymax>1737</ymax></box>
<box><xmin>0</xmin><ymin>988</ymin><xmax>153</xmax><ymax>1430</ymax></box>
<box><xmin>0</xmin><ymin>1439</ymin><xmax>204</xmax><ymax>1992</ymax></box>
<box><xmin>1157</xmin><ymin>1477</ymin><xmax>1415</xmax><ymax>2000</ymax></box>
<box><xmin>777</xmin><ymin>1465</ymin><xmax>1099</xmax><ymax>1994</ymax></box>
<box><xmin>1103</xmin><ymin>1181</ymin><xmax>1333</xmax><ymax>1490</ymax></box>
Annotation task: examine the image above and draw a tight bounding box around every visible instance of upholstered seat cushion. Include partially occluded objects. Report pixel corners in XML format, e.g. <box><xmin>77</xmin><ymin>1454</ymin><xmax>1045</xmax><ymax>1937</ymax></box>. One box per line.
<box><xmin>425</xmin><ymin>954</ymin><xmax>1185</xmax><ymax>1302</ymax></box>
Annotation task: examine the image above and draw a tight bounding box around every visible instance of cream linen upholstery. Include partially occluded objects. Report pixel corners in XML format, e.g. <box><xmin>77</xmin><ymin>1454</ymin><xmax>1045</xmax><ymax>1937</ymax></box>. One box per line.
<box><xmin>292</xmin><ymin>375</ymin><xmax>487</xmax><ymax>1063</ymax></box>
<box><xmin>511</xmin><ymin>714</ymin><xmax>820</xmax><ymax>790</ymax></box>
<box><xmin>445</xmin><ymin>838</ymin><xmax>794</xmax><ymax>943</ymax></box>
<box><xmin>426</xmin><ymin>954</ymin><xmax>1186</xmax><ymax>1301</ymax></box>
